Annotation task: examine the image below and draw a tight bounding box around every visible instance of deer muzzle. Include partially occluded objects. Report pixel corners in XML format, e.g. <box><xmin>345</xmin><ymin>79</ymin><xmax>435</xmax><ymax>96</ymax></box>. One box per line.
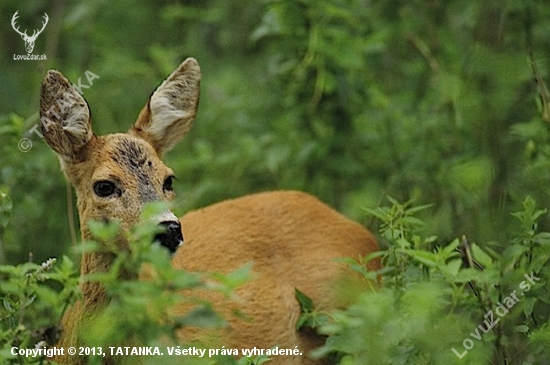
<box><xmin>155</xmin><ymin>220</ymin><xmax>184</xmax><ymax>255</ymax></box>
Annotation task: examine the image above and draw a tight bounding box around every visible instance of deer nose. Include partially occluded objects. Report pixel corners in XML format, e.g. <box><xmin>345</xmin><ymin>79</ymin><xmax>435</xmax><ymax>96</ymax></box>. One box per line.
<box><xmin>155</xmin><ymin>221</ymin><xmax>184</xmax><ymax>255</ymax></box>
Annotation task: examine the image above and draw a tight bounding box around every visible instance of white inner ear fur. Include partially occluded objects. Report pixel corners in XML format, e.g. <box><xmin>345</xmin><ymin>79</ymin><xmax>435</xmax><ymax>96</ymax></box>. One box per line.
<box><xmin>141</xmin><ymin>58</ymin><xmax>200</xmax><ymax>152</ymax></box>
<box><xmin>55</xmin><ymin>103</ymin><xmax>92</xmax><ymax>164</ymax></box>
<box><xmin>148</xmin><ymin>91</ymin><xmax>193</xmax><ymax>138</ymax></box>
<box><xmin>62</xmin><ymin>106</ymin><xmax>92</xmax><ymax>143</ymax></box>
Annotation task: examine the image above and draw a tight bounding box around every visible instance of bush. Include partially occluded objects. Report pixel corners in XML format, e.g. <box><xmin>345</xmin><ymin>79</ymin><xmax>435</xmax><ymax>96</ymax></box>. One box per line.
<box><xmin>303</xmin><ymin>196</ymin><xmax>550</xmax><ymax>364</ymax></box>
<box><xmin>0</xmin><ymin>203</ymin><xmax>258</xmax><ymax>365</ymax></box>
<box><xmin>2</xmin><ymin>197</ymin><xmax>549</xmax><ymax>364</ymax></box>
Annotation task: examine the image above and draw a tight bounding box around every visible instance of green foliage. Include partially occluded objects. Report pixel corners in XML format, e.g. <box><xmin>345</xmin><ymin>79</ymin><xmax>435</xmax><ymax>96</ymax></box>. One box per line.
<box><xmin>77</xmin><ymin>204</ymin><xmax>255</xmax><ymax>365</ymax></box>
<box><xmin>0</xmin><ymin>203</ymin><xmax>264</xmax><ymax>365</ymax></box>
<box><xmin>295</xmin><ymin>288</ymin><xmax>330</xmax><ymax>331</ymax></box>
<box><xmin>0</xmin><ymin>188</ymin><xmax>13</xmax><ymax>264</ymax></box>
<box><xmin>314</xmin><ymin>283</ymin><xmax>489</xmax><ymax>365</ymax></box>
<box><xmin>0</xmin><ymin>189</ymin><xmax>12</xmax><ymax>230</ymax></box>
<box><xmin>0</xmin><ymin>256</ymin><xmax>79</xmax><ymax>364</ymax></box>
<box><xmin>298</xmin><ymin>196</ymin><xmax>550</xmax><ymax>364</ymax></box>
<box><xmin>235</xmin><ymin>352</ymin><xmax>272</xmax><ymax>365</ymax></box>
<box><xmin>1</xmin><ymin>0</ymin><xmax>550</xmax><ymax>260</ymax></box>
<box><xmin>2</xmin><ymin>0</ymin><xmax>550</xmax><ymax>364</ymax></box>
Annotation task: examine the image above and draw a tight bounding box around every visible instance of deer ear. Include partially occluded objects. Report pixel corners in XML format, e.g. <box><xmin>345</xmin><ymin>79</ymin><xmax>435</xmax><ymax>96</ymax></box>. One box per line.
<box><xmin>40</xmin><ymin>70</ymin><xmax>93</xmax><ymax>163</ymax></box>
<box><xmin>129</xmin><ymin>57</ymin><xmax>201</xmax><ymax>155</ymax></box>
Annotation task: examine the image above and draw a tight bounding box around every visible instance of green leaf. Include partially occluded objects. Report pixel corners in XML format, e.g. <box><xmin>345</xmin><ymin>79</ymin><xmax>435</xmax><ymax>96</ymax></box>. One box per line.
<box><xmin>0</xmin><ymin>190</ymin><xmax>13</xmax><ymax>229</ymax></box>
<box><xmin>514</xmin><ymin>324</ymin><xmax>530</xmax><ymax>333</ymax></box>
<box><xmin>523</xmin><ymin>297</ymin><xmax>536</xmax><ymax>318</ymax></box>
<box><xmin>441</xmin><ymin>239</ymin><xmax>460</xmax><ymax>256</ymax></box>
<box><xmin>502</xmin><ymin>244</ymin><xmax>530</xmax><ymax>266</ymax></box>
<box><xmin>406</xmin><ymin>203</ymin><xmax>434</xmax><ymax>215</ymax></box>
<box><xmin>140</xmin><ymin>201</ymin><xmax>171</xmax><ymax>221</ymax></box>
<box><xmin>295</xmin><ymin>288</ymin><xmax>315</xmax><ymax>313</ymax></box>
<box><xmin>443</xmin><ymin>259</ymin><xmax>462</xmax><ymax>277</ymax></box>
<box><xmin>87</xmin><ymin>219</ymin><xmax>121</xmax><ymax>241</ymax></box>
<box><xmin>534</xmin><ymin>232</ymin><xmax>550</xmax><ymax>247</ymax></box>
<box><xmin>3</xmin><ymin>298</ymin><xmax>14</xmax><ymax>312</ymax></box>
<box><xmin>471</xmin><ymin>243</ymin><xmax>493</xmax><ymax>268</ymax></box>
<box><xmin>210</xmin><ymin>262</ymin><xmax>253</xmax><ymax>290</ymax></box>
<box><xmin>363</xmin><ymin>207</ymin><xmax>389</xmax><ymax>221</ymax></box>
<box><xmin>296</xmin><ymin>313</ymin><xmax>309</xmax><ymax>330</ymax></box>
<box><xmin>174</xmin><ymin>305</ymin><xmax>225</xmax><ymax>329</ymax></box>
<box><xmin>396</xmin><ymin>238</ymin><xmax>411</xmax><ymax>248</ymax></box>
<box><xmin>400</xmin><ymin>249</ymin><xmax>438</xmax><ymax>267</ymax></box>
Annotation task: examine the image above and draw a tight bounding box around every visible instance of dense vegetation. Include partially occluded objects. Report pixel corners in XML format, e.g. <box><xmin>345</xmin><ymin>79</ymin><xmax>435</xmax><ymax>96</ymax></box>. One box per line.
<box><xmin>1</xmin><ymin>0</ymin><xmax>550</xmax><ymax>364</ymax></box>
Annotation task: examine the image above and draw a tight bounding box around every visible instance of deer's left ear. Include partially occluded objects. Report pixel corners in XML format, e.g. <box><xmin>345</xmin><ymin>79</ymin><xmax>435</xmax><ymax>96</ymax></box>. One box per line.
<box><xmin>130</xmin><ymin>58</ymin><xmax>201</xmax><ymax>155</ymax></box>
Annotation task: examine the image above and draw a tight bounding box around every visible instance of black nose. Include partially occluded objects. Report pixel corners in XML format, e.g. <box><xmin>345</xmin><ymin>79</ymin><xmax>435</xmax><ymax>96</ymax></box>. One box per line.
<box><xmin>154</xmin><ymin>221</ymin><xmax>184</xmax><ymax>255</ymax></box>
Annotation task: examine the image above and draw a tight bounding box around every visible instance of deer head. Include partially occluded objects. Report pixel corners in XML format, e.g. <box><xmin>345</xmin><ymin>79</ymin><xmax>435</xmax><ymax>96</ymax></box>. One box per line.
<box><xmin>12</xmin><ymin>11</ymin><xmax>48</xmax><ymax>54</ymax></box>
<box><xmin>39</xmin><ymin>58</ymin><xmax>201</xmax><ymax>255</ymax></box>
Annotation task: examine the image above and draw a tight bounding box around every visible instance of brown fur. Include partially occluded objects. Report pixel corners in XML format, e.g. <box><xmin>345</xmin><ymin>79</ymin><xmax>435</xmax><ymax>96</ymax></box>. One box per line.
<box><xmin>40</xmin><ymin>58</ymin><xmax>380</xmax><ymax>365</ymax></box>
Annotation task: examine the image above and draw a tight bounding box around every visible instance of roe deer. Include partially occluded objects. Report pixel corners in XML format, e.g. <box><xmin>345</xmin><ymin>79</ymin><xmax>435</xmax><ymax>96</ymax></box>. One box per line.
<box><xmin>40</xmin><ymin>58</ymin><xmax>380</xmax><ymax>365</ymax></box>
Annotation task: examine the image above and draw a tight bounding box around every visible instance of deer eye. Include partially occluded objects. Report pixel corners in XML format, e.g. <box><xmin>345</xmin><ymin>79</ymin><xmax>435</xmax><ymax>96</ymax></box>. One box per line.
<box><xmin>93</xmin><ymin>180</ymin><xmax>117</xmax><ymax>197</ymax></box>
<box><xmin>163</xmin><ymin>176</ymin><xmax>175</xmax><ymax>192</ymax></box>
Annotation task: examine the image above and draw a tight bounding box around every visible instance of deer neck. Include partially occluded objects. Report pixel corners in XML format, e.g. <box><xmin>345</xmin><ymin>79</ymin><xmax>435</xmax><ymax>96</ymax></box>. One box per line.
<box><xmin>79</xmin><ymin>250</ymin><xmax>113</xmax><ymax>308</ymax></box>
<box><xmin>78</xmin><ymin>220</ymin><xmax>134</xmax><ymax>309</ymax></box>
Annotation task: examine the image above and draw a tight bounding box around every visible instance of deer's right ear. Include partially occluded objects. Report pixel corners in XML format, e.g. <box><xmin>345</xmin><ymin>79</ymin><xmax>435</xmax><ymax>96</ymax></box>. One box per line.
<box><xmin>40</xmin><ymin>70</ymin><xmax>93</xmax><ymax>163</ymax></box>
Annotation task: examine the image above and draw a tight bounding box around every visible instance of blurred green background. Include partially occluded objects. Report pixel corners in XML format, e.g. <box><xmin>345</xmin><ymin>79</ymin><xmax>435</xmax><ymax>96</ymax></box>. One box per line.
<box><xmin>1</xmin><ymin>0</ymin><xmax>550</xmax><ymax>265</ymax></box>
